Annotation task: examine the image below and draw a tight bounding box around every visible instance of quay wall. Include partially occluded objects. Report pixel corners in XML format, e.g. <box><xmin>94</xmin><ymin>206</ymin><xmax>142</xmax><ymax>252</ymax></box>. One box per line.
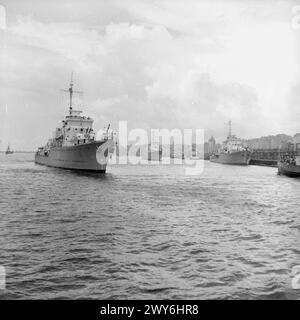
<box><xmin>249</xmin><ymin>149</ymin><xmax>293</xmax><ymax>167</ymax></box>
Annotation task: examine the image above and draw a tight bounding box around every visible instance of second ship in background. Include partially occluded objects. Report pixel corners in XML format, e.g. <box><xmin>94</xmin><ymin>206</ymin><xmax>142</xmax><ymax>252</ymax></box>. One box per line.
<box><xmin>210</xmin><ymin>121</ymin><xmax>251</xmax><ymax>165</ymax></box>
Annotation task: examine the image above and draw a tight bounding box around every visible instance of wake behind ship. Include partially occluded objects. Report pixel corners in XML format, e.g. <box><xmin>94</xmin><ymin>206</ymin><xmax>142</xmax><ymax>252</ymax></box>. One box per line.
<box><xmin>210</xmin><ymin>121</ymin><xmax>251</xmax><ymax>165</ymax></box>
<box><xmin>35</xmin><ymin>78</ymin><xmax>115</xmax><ymax>173</ymax></box>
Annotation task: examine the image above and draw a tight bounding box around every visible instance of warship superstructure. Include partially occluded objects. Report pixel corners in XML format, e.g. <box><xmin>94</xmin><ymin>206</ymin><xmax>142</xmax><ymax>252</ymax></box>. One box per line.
<box><xmin>210</xmin><ymin>121</ymin><xmax>251</xmax><ymax>165</ymax></box>
<box><xmin>35</xmin><ymin>78</ymin><xmax>115</xmax><ymax>172</ymax></box>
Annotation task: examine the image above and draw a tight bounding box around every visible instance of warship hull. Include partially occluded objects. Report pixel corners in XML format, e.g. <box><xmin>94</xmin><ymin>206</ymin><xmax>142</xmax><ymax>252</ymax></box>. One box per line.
<box><xmin>210</xmin><ymin>151</ymin><xmax>251</xmax><ymax>165</ymax></box>
<box><xmin>35</xmin><ymin>140</ymin><xmax>113</xmax><ymax>173</ymax></box>
<box><xmin>278</xmin><ymin>162</ymin><xmax>300</xmax><ymax>177</ymax></box>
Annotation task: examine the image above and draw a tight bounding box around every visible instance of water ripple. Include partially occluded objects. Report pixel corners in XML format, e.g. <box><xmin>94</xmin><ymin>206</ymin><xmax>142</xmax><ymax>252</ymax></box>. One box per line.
<box><xmin>0</xmin><ymin>153</ymin><xmax>299</xmax><ymax>299</ymax></box>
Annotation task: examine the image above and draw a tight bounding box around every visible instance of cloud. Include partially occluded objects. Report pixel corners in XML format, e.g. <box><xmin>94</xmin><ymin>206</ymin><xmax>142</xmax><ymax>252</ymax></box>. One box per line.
<box><xmin>0</xmin><ymin>0</ymin><xmax>299</xmax><ymax>150</ymax></box>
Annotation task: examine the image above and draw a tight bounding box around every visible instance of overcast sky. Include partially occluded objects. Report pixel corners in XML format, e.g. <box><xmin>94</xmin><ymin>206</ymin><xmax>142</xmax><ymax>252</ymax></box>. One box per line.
<box><xmin>0</xmin><ymin>0</ymin><xmax>300</xmax><ymax>150</ymax></box>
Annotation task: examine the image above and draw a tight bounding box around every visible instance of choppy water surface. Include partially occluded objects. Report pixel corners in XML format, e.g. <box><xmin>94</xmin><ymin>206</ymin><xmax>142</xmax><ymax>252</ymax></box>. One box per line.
<box><xmin>0</xmin><ymin>153</ymin><xmax>299</xmax><ymax>299</ymax></box>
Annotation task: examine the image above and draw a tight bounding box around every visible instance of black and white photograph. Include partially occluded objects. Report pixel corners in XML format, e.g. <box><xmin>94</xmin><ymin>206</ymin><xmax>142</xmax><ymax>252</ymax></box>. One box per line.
<box><xmin>0</xmin><ymin>0</ymin><xmax>300</xmax><ymax>306</ymax></box>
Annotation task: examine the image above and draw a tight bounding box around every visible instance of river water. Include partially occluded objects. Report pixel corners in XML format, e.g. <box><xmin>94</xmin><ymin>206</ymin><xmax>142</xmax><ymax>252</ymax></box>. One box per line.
<box><xmin>0</xmin><ymin>153</ymin><xmax>299</xmax><ymax>299</ymax></box>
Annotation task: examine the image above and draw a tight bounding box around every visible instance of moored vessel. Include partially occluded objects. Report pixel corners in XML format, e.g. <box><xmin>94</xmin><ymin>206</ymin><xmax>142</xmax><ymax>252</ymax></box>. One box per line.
<box><xmin>278</xmin><ymin>134</ymin><xmax>300</xmax><ymax>177</ymax></box>
<box><xmin>210</xmin><ymin>121</ymin><xmax>251</xmax><ymax>165</ymax></box>
<box><xmin>35</xmin><ymin>77</ymin><xmax>115</xmax><ymax>172</ymax></box>
<box><xmin>5</xmin><ymin>145</ymin><xmax>13</xmax><ymax>155</ymax></box>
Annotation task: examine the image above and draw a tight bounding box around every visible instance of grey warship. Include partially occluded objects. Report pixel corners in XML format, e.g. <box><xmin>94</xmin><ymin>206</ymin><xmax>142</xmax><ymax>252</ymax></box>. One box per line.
<box><xmin>5</xmin><ymin>145</ymin><xmax>13</xmax><ymax>155</ymax></box>
<box><xmin>35</xmin><ymin>78</ymin><xmax>115</xmax><ymax>172</ymax></box>
<box><xmin>210</xmin><ymin>121</ymin><xmax>251</xmax><ymax>165</ymax></box>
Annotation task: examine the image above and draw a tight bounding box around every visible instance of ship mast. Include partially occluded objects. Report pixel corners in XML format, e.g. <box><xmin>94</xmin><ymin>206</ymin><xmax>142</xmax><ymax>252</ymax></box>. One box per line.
<box><xmin>69</xmin><ymin>72</ymin><xmax>73</xmax><ymax>115</ymax></box>
<box><xmin>62</xmin><ymin>73</ymin><xmax>83</xmax><ymax>115</ymax></box>
<box><xmin>228</xmin><ymin>120</ymin><xmax>232</xmax><ymax>138</ymax></box>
